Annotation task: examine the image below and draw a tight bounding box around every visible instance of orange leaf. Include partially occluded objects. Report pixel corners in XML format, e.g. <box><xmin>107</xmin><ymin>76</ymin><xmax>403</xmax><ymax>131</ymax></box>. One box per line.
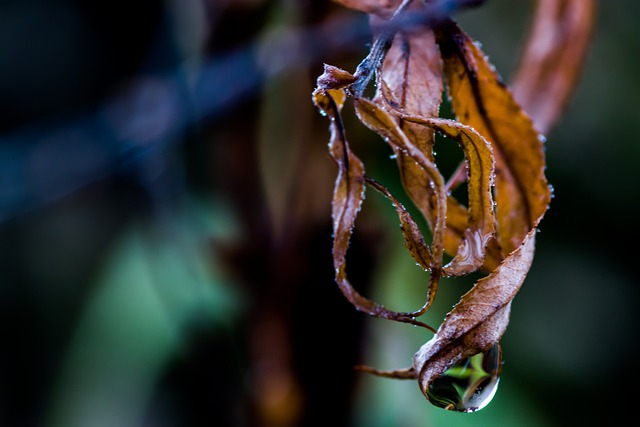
<box><xmin>435</xmin><ymin>20</ymin><xmax>551</xmax><ymax>257</ymax></box>
<box><xmin>405</xmin><ymin>117</ymin><xmax>496</xmax><ymax>277</ymax></box>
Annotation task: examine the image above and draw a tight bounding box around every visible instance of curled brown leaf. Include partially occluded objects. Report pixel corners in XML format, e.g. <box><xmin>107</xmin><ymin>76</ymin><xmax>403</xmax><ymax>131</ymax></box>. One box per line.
<box><xmin>312</xmin><ymin>88</ymin><xmax>372</xmax><ymax>313</ymax></box>
<box><xmin>311</xmin><ymin>0</ymin><xmax>588</xmax><ymax>410</ymax></box>
<box><xmin>412</xmin><ymin>229</ymin><xmax>536</xmax><ymax>397</ymax></box>
<box><xmin>381</xmin><ymin>96</ymin><xmax>497</xmax><ymax>276</ymax></box>
<box><xmin>313</xmin><ymin>84</ymin><xmax>435</xmax><ymax>329</ymax></box>
<box><xmin>435</xmin><ymin>19</ymin><xmax>551</xmax><ymax>258</ymax></box>
<box><xmin>378</xmin><ymin>78</ymin><xmax>497</xmax><ymax>276</ymax></box>
<box><xmin>379</xmin><ymin>29</ymin><xmax>444</xmax><ymax>232</ymax></box>
<box><xmin>365</xmin><ymin>177</ymin><xmax>433</xmax><ymax>271</ymax></box>
<box><xmin>354</xmin><ymin>96</ymin><xmax>447</xmax><ymax>314</ymax></box>
<box><xmin>353</xmin><ymin>97</ymin><xmax>447</xmax><ymax>275</ymax></box>
<box><xmin>511</xmin><ymin>0</ymin><xmax>597</xmax><ymax>134</ymax></box>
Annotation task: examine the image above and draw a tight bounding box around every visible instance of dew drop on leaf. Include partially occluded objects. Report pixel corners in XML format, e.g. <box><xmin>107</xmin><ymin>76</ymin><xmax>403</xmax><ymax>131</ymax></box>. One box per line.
<box><xmin>426</xmin><ymin>343</ymin><xmax>502</xmax><ymax>412</ymax></box>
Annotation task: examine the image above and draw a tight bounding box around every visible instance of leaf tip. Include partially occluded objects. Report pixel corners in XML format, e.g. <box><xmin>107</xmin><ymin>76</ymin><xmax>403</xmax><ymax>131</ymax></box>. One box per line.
<box><xmin>316</xmin><ymin>64</ymin><xmax>356</xmax><ymax>91</ymax></box>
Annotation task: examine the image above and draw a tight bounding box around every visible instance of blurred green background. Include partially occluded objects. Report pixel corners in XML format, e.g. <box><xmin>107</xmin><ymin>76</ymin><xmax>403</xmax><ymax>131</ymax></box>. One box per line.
<box><xmin>0</xmin><ymin>1</ymin><xmax>638</xmax><ymax>426</ymax></box>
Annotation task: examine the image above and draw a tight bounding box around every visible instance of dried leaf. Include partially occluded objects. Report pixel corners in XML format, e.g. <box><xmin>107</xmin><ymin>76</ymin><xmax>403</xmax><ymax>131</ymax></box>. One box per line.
<box><xmin>413</xmin><ymin>229</ymin><xmax>536</xmax><ymax>396</ymax></box>
<box><xmin>313</xmin><ymin>86</ymin><xmax>434</xmax><ymax>328</ymax></box>
<box><xmin>435</xmin><ymin>20</ymin><xmax>551</xmax><ymax>258</ymax></box>
<box><xmin>511</xmin><ymin>0</ymin><xmax>597</xmax><ymax>134</ymax></box>
<box><xmin>379</xmin><ymin>94</ymin><xmax>496</xmax><ymax>276</ymax></box>
<box><xmin>312</xmin><ymin>0</ymin><xmax>592</xmax><ymax>412</ymax></box>
<box><xmin>444</xmin><ymin>196</ymin><xmax>504</xmax><ymax>272</ymax></box>
<box><xmin>366</xmin><ymin>178</ymin><xmax>433</xmax><ymax>271</ymax></box>
<box><xmin>317</xmin><ymin>64</ymin><xmax>358</xmax><ymax>91</ymax></box>
<box><xmin>379</xmin><ymin>29</ymin><xmax>444</xmax><ymax>232</ymax></box>
<box><xmin>406</xmin><ymin>118</ymin><xmax>496</xmax><ymax>277</ymax></box>
<box><xmin>312</xmin><ymin>87</ymin><xmax>385</xmax><ymax>313</ymax></box>
<box><xmin>353</xmin><ymin>97</ymin><xmax>447</xmax><ymax>273</ymax></box>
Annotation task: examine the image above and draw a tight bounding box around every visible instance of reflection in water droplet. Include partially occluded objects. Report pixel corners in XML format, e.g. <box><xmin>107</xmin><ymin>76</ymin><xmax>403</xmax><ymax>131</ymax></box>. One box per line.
<box><xmin>426</xmin><ymin>343</ymin><xmax>502</xmax><ymax>412</ymax></box>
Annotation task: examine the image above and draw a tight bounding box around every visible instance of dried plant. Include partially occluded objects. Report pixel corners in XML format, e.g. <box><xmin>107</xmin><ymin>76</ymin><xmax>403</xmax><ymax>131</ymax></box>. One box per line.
<box><xmin>313</xmin><ymin>0</ymin><xmax>595</xmax><ymax>412</ymax></box>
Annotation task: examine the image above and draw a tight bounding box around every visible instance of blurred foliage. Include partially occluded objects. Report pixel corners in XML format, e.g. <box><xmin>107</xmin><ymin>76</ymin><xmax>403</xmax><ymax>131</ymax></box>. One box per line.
<box><xmin>1</xmin><ymin>1</ymin><xmax>639</xmax><ymax>427</ymax></box>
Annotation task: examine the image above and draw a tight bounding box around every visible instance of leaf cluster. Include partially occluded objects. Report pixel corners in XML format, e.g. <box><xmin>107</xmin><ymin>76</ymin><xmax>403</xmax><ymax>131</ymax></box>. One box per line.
<box><xmin>312</xmin><ymin>0</ymin><xmax>595</xmax><ymax>404</ymax></box>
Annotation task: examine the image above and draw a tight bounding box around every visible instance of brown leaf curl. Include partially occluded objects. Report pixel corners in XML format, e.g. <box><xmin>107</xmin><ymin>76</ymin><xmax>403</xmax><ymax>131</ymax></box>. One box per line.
<box><xmin>366</xmin><ymin>177</ymin><xmax>433</xmax><ymax>272</ymax></box>
<box><xmin>412</xmin><ymin>229</ymin><xmax>536</xmax><ymax>397</ymax></box>
<box><xmin>435</xmin><ymin>20</ymin><xmax>551</xmax><ymax>260</ymax></box>
<box><xmin>405</xmin><ymin>117</ymin><xmax>496</xmax><ymax>277</ymax></box>
<box><xmin>511</xmin><ymin>0</ymin><xmax>597</xmax><ymax>134</ymax></box>
<box><xmin>313</xmin><ymin>68</ymin><xmax>435</xmax><ymax>329</ymax></box>
<box><xmin>379</xmin><ymin>29</ymin><xmax>444</xmax><ymax>233</ymax></box>
<box><xmin>354</xmin><ymin>96</ymin><xmax>447</xmax><ymax>314</ymax></box>
<box><xmin>379</xmin><ymin>81</ymin><xmax>496</xmax><ymax>276</ymax></box>
<box><xmin>312</xmin><ymin>2</ymin><xmax>571</xmax><ymax>407</ymax></box>
<box><xmin>354</xmin><ymin>97</ymin><xmax>447</xmax><ymax>275</ymax></box>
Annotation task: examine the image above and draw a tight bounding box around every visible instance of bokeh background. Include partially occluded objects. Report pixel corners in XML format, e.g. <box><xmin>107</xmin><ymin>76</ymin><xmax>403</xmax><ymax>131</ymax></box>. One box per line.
<box><xmin>0</xmin><ymin>1</ymin><xmax>638</xmax><ymax>426</ymax></box>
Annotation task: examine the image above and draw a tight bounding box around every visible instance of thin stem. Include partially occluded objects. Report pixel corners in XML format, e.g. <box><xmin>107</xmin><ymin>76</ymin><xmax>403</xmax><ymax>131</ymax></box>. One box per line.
<box><xmin>445</xmin><ymin>160</ymin><xmax>468</xmax><ymax>193</ymax></box>
<box><xmin>355</xmin><ymin>365</ymin><xmax>417</xmax><ymax>379</ymax></box>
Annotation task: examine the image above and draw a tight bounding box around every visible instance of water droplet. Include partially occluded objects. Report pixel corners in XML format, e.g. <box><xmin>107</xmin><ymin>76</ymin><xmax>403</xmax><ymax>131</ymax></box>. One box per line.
<box><xmin>427</xmin><ymin>343</ymin><xmax>502</xmax><ymax>413</ymax></box>
<box><xmin>538</xmin><ymin>134</ymin><xmax>547</xmax><ymax>143</ymax></box>
<box><xmin>389</xmin><ymin>154</ymin><xmax>398</xmax><ymax>160</ymax></box>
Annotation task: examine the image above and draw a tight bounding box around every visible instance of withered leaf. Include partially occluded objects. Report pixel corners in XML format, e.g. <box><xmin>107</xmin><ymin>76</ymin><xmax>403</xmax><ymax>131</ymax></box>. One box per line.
<box><xmin>312</xmin><ymin>88</ymin><xmax>370</xmax><ymax>309</ymax></box>
<box><xmin>354</xmin><ymin>96</ymin><xmax>447</xmax><ymax>274</ymax></box>
<box><xmin>444</xmin><ymin>194</ymin><xmax>504</xmax><ymax>272</ymax></box>
<box><xmin>313</xmin><ymin>87</ymin><xmax>434</xmax><ymax>328</ymax></box>
<box><xmin>379</xmin><ymin>29</ymin><xmax>444</xmax><ymax>233</ymax></box>
<box><xmin>412</xmin><ymin>229</ymin><xmax>536</xmax><ymax>397</ymax></box>
<box><xmin>399</xmin><ymin>116</ymin><xmax>496</xmax><ymax>277</ymax></box>
<box><xmin>312</xmin><ymin>1</ymin><xmax>588</xmax><ymax>411</ymax></box>
<box><xmin>312</xmin><ymin>88</ymin><xmax>360</xmax><ymax>245</ymax></box>
<box><xmin>435</xmin><ymin>19</ymin><xmax>551</xmax><ymax>258</ymax></box>
<box><xmin>511</xmin><ymin>0</ymin><xmax>597</xmax><ymax>134</ymax></box>
<box><xmin>379</xmin><ymin>81</ymin><xmax>497</xmax><ymax>276</ymax></box>
<box><xmin>366</xmin><ymin>177</ymin><xmax>433</xmax><ymax>272</ymax></box>
<box><xmin>316</xmin><ymin>64</ymin><xmax>357</xmax><ymax>91</ymax></box>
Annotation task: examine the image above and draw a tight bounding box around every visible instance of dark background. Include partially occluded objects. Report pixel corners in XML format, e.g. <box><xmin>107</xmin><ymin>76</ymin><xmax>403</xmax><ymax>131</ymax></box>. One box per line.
<box><xmin>0</xmin><ymin>1</ymin><xmax>637</xmax><ymax>426</ymax></box>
